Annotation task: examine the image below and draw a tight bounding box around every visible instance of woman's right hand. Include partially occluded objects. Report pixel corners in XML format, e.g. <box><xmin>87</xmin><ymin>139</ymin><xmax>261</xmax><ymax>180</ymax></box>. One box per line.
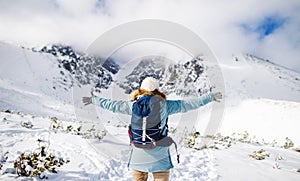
<box><xmin>82</xmin><ymin>97</ymin><xmax>92</xmax><ymax>106</ymax></box>
<box><xmin>82</xmin><ymin>89</ymin><xmax>95</xmax><ymax>106</ymax></box>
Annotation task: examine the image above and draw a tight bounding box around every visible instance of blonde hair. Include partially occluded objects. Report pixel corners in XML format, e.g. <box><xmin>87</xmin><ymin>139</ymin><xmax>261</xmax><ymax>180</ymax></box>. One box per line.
<box><xmin>130</xmin><ymin>88</ymin><xmax>167</xmax><ymax>101</ymax></box>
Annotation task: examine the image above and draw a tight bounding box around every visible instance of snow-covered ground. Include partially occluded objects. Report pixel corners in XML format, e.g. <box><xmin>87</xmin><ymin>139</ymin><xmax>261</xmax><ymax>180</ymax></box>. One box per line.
<box><xmin>219</xmin><ymin>54</ymin><xmax>300</xmax><ymax>147</ymax></box>
<box><xmin>0</xmin><ymin>42</ymin><xmax>300</xmax><ymax>180</ymax></box>
<box><xmin>1</xmin><ymin>111</ymin><xmax>300</xmax><ymax>181</ymax></box>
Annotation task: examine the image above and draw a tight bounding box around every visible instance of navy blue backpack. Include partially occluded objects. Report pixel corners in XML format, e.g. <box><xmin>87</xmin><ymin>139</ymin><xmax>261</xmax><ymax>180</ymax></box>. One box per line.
<box><xmin>128</xmin><ymin>95</ymin><xmax>167</xmax><ymax>149</ymax></box>
<box><xmin>128</xmin><ymin>95</ymin><xmax>180</xmax><ymax>163</ymax></box>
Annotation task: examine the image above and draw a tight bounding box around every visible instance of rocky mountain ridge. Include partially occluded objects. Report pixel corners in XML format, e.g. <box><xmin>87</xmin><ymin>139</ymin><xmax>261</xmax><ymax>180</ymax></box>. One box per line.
<box><xmin>31</xmin><ymin>44</ymin><xmax>213</xmax><ymax>96</ymax></box>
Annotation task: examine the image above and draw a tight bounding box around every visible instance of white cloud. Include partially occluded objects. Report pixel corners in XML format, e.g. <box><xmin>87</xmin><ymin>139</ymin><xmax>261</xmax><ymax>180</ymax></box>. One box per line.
<box><xmin>55</xmin><ymin>0</ymin><xmax>97</xmax><ymax>15</ymax></box>
<box><xmin>0</xmin><ymin>0</ymin><xmax>299</xmax><ymax>71</ymax></box>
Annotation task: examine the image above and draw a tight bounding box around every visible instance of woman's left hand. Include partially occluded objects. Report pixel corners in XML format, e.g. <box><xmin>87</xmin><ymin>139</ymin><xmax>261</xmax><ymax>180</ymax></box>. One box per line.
<box><xmin>212</xmin><ymin>92</ymin><xmax>222</xmax><ymax>102</ymax></box>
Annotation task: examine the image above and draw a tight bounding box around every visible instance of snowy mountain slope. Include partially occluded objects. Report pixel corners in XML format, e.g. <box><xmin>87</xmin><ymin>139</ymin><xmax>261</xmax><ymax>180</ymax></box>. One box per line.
<box><xmin>0</xmin><ymin>42</ymin><xmax>300</xmax><ymax>180</ymax></box>
<box><xmin>221</xmin><ymin>98</ymin><xmax>300</xmax><ymax>148</ymax></box>
<box><xmin>0</xmin><ymin>42</ymin><xmax>299</xmax><ymax>146</ymax></box>
<box><xmin>0</xmin><ymin>42</ymin><xmax>122</xmax><ymax>119</ymax></box>
<box><xmin>0</xmin><ymin>42</ymin><xmax>74</xmax><ymax>119</ymax></box>
<box><xmin>214</xmin><ymin>142</ymin><xmax>300</xmax><ymax>181</ymax></box>
<box><xmin>108</xmin><ymin>52</ymin><xmax>300</xmax><ymax>146</ymax></box>
<box><xmin>217</xmin><ymin>54</ymin><xmax>300</xmax><ymax>147</ymax></box>
<box><xmin>35</xmin><ymin>44</ymin><xmax>119</xmax><ymax>91</ymax></box>
<box><xmin>222</xmin><ymin>54</ymin><xmax>300</xmax><ymax>103</ymax></box>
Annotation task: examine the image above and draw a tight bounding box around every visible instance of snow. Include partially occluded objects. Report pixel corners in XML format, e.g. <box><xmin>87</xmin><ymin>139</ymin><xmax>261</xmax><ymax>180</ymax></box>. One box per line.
<box><xmin>218</xmin><ymin>54</ymin><xmax>300</xmax><ymax>147</ymax></box>
<box><xmin>221</xmin><ymin>98</ymin><xmax>300</xmax><ymax>146</ymax></box>
<box><xmin>1</xmin><ymin>111</ymin><xmax>299</xmax><ymax>180</ymax></box>
<box><xmin>0</xmin><ymin>42</ymin><xmax>300</xmax><ymax>180</ymax></box>
<box><xmin>214</xmin><ymin>143</ymin><xmax>300</xmax><ymax>181</ymax></box>
<box><xmin>0</xmin><ymin>42</ymin><xmax>74</xmax><ymax>120</ymax></box>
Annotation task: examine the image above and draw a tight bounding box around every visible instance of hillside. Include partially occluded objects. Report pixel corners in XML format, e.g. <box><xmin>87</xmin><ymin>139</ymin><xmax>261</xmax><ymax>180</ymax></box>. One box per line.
<box><xmin>0</xmin><ymin>42</ymin><xmax>299</xmax><ymax>180</ymax></box>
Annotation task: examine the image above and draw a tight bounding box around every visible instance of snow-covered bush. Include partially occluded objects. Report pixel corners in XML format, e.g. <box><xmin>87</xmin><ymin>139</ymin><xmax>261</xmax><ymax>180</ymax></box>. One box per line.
<box><xmin>249</xmin><ymin>149</ymin><xmax>270</xmax><ymax>160</ymax></box>
<box><xmin>50</xmin><ymin>117</ymin><xmax>107</xmax><ymax>140</ymax></box>
<box><xmin>65</xmin><ymin>124</ymin><xmax>107</xmax><ymax>140</ymax></box>
<box><xmin>168</xmin><ymin>127</ymin><xmax>177</xmax><ymax>134</ymax></box>
<box><xmin>185</xmin><ymin>132</ymin><xmax>212</xmax><ymax>150</ymax></box>
<box><xmin>185</xmin><ymin>132</ymin><xmax>200</xmax><ymax>148</ymax></box>
<box><xmin>13</xmin><ymin>145</ymin><xmax>69</xmax><ymax>179</ymax></box>
<box><xmin>184</xmin><ymin>131</ymin><xmax>285</xmax><ymax>151</ymax></box>
<box><xmin>20</xmin><ymin>120</ymin><xmax>33</xmax><ymax>129</ymax></box>
<box><xmin>273</xmin><ymin>163</ymin><xmax>280</xmax><ymax>169</ymax></box>
<box><xmin>283</xmin><ymin>137</ymin><xmax>294</xmax><ymax>149</ymax></box>
<box><xmin>82</xmin><ymin>125</ymin><xmax>107</xmax><ymax>140</ymax></box>
<box><xmin>50</xmin><ymin>117</ymin><xmax>63</xmax><ymax>132</ymax></box>
<box><xmin>66</xmin><ymin>125</ymin><xmax>82</xmax><ymax>135</ymax></box>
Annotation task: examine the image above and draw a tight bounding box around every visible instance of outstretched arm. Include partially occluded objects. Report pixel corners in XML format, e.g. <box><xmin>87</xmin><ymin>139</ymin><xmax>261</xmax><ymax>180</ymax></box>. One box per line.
<box><xmin>92</xmin><ymin>96</ymin><xmax>133</xmax><ymax>115</ymax></box>
<box><xmin>166</xmin><ymin>92</ymin><xmax>222</xmax><ymax>115</ymax></box>
<box><xmin>82</xmin><ymin>95</ymin><xmax>133</xmax><ymax>115</ymax></box>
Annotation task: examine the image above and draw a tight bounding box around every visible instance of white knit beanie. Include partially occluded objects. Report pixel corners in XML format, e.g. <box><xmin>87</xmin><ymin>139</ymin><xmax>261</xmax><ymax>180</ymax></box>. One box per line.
<box><xmin>140</xmin><ymin>77</ymin><xmax>159</xmax><ymax>92</ymax></box>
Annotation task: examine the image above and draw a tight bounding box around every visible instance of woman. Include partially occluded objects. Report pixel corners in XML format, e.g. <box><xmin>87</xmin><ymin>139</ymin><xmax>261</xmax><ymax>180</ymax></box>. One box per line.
<box><xmin>83</xmin><ymin>77</ymin><xmax>222</xmax><ymax>181</ymax></box>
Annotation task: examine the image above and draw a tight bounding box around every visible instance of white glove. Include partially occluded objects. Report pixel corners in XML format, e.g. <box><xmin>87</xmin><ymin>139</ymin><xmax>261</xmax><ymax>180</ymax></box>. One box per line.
<box><xmin>212</xmin><ymin>92</ymin><xmax>222</xmax><ymax>102</ymax></box>
<box><xmin>82</xmin><ymin>97</ymin><xmax>92</xmax><ymax>106</ymax></box>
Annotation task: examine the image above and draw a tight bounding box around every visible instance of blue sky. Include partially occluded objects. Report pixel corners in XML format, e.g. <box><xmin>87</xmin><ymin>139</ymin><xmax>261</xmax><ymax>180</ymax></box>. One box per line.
<box><xmin>0</xmin><ymin>0</ymin><xmax>300</xmax><ymax>71</ymax></box>
<box><xmin>256</xmin><ymin>16</ymin><xmax>286</xmax><ymax>38</ymax></box>
<box><xmin>241</xmin><ymin>15</ymin><xmax>288</xmax><ymax>40</ymax></box>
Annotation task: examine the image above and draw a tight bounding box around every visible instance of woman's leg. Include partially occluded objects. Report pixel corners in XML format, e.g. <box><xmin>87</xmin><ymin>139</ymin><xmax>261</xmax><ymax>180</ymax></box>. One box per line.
<box><xmin>132</xmin><ymin>170</ymin><xmax>148</xmax><ymax>181</ymax></box>
<box><xmin>152</xmin><ymin>170</ymin><xmax>170</xmax><ymax>181</ymax></box>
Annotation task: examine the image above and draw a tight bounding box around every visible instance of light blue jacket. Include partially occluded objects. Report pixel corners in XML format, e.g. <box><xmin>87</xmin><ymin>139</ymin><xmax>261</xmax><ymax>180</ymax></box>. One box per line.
<box><xmin>92</xmin><ymin>93</ymin><xmax>214</xmax><ymax>172</ymax></box>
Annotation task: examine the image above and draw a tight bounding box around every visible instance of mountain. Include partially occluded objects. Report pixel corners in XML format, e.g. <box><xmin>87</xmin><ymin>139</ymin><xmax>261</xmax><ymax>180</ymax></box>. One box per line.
<box><xmin>34</xmin><ymin>44</ymin><xmax>120</xmax><ymax>91</ymax></box>
<box><xmin>117</xmin><ymin>56</ymin><xmax>211</xmax><ymax>96</ymax></box>
<box><xmin>218</xmin><ymin>53</ymin><xmax>300</xmax><ymax>146</ymax></box>
<box><xmin>1</xmin><ymin>42</ymin><xmax>299</xmax><ymax>137</ymax></box>
<box><xmin>0</xmin><ymin>42</ymin><xmax>299</xmax><ymax>141</ymax></box>
<box><xmin>0</xmin><ymin>42</ymin><xmax>73</xmax><ymax>119</ymax></box>
<box><xmin>222</xmin><ymin>54</ymin><xmax>300</xmax><ymax>103</ymax></box>
<box><xmin>0</xmin><ymin>42</ymin><xmax>300</xmax><ymax>180</ymax></box>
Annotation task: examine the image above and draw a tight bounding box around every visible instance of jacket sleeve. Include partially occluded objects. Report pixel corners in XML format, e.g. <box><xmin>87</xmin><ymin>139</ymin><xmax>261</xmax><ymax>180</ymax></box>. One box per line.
<box><xmin>166</xmin><ymin>93</ymin><xmax>214</xmax><ymax>115</ymax></box>
<box><xmin>92</xmin><ymin>96</ymin><xmax>133</xmax><ymax>115</ymax></box>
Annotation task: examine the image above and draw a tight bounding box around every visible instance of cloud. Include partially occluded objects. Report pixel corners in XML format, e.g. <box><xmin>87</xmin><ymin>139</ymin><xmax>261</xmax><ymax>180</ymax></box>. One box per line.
<box><xmin>0</xmin><ymin>0</ymin><xmax>300</xmax><ymax>71</ymax></box>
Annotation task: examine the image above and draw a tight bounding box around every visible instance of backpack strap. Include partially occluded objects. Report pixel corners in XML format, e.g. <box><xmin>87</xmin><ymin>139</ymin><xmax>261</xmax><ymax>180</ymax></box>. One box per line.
<box><xmin>174</xmin><ymin>140</ymin><xmax>180</xmax><ymax>164</ymax></box>
<box><xmin>142</xmin><ymin>117</ymin><xmax>147</xmax><ymax>143</ymax></box>
<box><xmin>156</xmin><ymin>136</ymin><xmax>180</xmax><ymax>163</ymax></box>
